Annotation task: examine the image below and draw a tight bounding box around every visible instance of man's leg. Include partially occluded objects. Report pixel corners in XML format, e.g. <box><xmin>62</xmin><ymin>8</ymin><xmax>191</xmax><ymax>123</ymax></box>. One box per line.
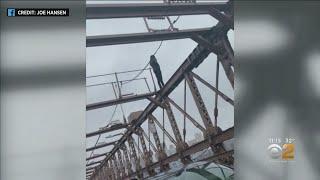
<box><xmin>158</xmin><ymin>71</ymin><xmax>165</xmax><ymax>87</ymax></box>
<box><xmin>155</xmin><ymin>72</ymin><xmax>163</xmax><ymax>89</ymax></box>
<box><xmin>160</xmin><ymin>78</ymin><xmax>165</xmax><ymax>87</ymax></box>
<box><xmin>157</xmin><ymin>80</ymin><xmax>163</xmax><ymax>89</ymax></box>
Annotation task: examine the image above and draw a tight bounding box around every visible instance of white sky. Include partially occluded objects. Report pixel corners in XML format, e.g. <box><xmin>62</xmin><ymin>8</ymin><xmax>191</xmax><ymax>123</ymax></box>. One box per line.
<box><xmin>86</xmin><ymin>13</ymin><xmax>234</xmax><ymax>162</ymax></box>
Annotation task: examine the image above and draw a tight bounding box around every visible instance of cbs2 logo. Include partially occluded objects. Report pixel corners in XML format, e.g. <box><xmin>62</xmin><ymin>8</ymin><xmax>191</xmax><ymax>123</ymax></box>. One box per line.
<box><xmin>268</xmin><ymin>143</ymin><xmax>294</xmax><ymax>160</ymax></box>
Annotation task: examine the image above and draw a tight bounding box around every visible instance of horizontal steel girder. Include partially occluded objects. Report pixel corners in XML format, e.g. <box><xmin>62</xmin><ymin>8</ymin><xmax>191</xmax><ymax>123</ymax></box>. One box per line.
<box><xmin>86</xmin><ymin>141</ymin><xmax>117</xmax><ymax>152</ymax></box>
<box><xmin>87</xmin><ymin>160</ymin><xmax>102</xmax><ymax>167</ymax></box>
<box><xmin>86</xmin><ymin>170</ymin><xmax>94</xmax><ymax>174</ymax></box>
<box><xmin>87</xmin><ymin>2</ymin><xmax>228</xmax><ymax>19</ymax></box>
<box><xmin>86</xmin><ymin>166</ymin><xmax>96</xmax><ymax>171</ymax></box>
<box><xmin>86</xmin><ymin>124</ymin><xmax>127</xmax><ymax>138</ymax></box>
<box><xmin>87</xmin><ymin>28</ymin><xmax>210</xmax><ymax>47</ymax></box>
<box><xmin>87</xmin><ymin>152</ymin><xmax>109</xmax><ymax>161</ymax></box>
<box><xmin>87</xmin><ymin>92</ymin><xmax>158</xmax><ymax>110</ymax></box>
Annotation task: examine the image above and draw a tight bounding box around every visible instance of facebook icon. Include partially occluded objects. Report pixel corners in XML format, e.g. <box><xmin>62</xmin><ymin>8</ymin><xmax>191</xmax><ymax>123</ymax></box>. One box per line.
<box><xmin>7</xmin><ymin>8</ymin><xmax>16</xmax><ymax>17</ymax></box>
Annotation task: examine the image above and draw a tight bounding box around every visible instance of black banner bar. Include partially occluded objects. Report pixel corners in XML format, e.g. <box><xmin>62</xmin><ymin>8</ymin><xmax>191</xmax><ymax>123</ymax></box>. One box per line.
<box><xmin>7</xmin><ymin>8</ymin><xmax>69</xmax><ymax>17</ymax></box>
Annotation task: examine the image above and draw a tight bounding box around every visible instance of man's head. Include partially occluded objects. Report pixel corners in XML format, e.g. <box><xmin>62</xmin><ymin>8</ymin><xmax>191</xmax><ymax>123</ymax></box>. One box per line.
<box><xmin>150</xmin><ymin>55</ymin><xmax>157</xmax><ymax>64</ymax></box>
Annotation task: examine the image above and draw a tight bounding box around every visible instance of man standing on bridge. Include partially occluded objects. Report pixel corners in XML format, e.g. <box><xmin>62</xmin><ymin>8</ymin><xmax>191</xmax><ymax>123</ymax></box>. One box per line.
<box><xmin>150</xmin><ymin>55</ymin><xmax>165</xmax><ymax>89</ymax></box>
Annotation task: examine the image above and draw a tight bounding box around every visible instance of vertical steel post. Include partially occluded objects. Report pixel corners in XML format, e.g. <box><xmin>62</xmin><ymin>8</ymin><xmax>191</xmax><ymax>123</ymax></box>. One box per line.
<box><xmin>121</xmin><ymin>145</ymin><xmax>133</xmax><ymax>176</ymax></box>
<box><xmin>214</xmin><ymin>58</ymin><xmax>220</xmax><ymax>127</ymax></box>
<box><xmin>162</xmin><ymin>108</ymin><xmax>165</xmax><ymax>150</ymax></box>
<box><xmin>183</xmin><ymin>79</ymin><xmax>187</xmax><ymax>143</ymax></box>
<box><xmin>111</xmin><ymin>82</ymin><xmax>119</xmax><ymax>98</ymax></box>
<box><xmin>112</xmin><ymin>155</ymin><xmax>120</xmax><ymax>180</ymax></box>
<box><xmin>128</xmin><ymin>136</ymin><xmax>143</xmax><ymax>178</ymax></box>
<box><xmin>136</xmin><ymin>127</ymin><xmax>156</xmax><ymax>176</ymax></box>
<box><xmin>114</xmin><ymin>72</ymin><xmax>122</xmax><ymax>98</ymax></box>
<box><xmin>117</xmin><ymin>151</ymin><xmax>125</xmax><ymax>178</ymax></box>
<box><xmin>108</xmin><ymin>160</ymin><xmax>116</xmax><ymax>180</ymax></box>
<box><xmin>144</xmin><ymin>78</ymin><xmax>152</xmax><ymax>92</ymax></box>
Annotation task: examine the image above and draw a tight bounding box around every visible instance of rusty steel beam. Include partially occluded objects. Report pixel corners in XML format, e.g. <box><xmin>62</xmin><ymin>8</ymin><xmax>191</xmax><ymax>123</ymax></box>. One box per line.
<box><xmin>136</xmin><ymin>127</ymin><xmax>156</xmax><ymax>176</ymax></box>
<box><xmin>163</xmin><ymin>100</ymin><xmax>192</xmax><ymax>164</ymax></box>
<box><xmin>87</xmin><ymin>2</ymin><xmax>228</xmax><ymax>19</ymax></box>
<box><xmin>87</xmin><ymin>92</ymin><xmax>157</xmax><ymax>110</ymax></box>
<box><xmin>222</xmin><ymin>33</ymin><xmax>234</xmax><ymax>59</ymax></box>
<box><xmin>87</xmin><ymin>28</ymin><xmax>210</xmax><ymax>47</ymax></box>
<box><xmin>185</xmin><ymin>73</ymin><xmax>215</xmax><ymax>130</ymax></box>
<box><xmin>86</xmin><ymin>166</ymin><xmax>96</xmax><ymax>171</ymax></box>
<box><xmin>86</xmin><ymin>141</ymin><xmax>117</xmax><ymax>152</ymax></box>
<box><xmin>106</xmin><ymin>161</ymin><xmax>114</xmax><ymax>180</ymax></box>
<box><xmin>127</xmin><ymin>127</ymin><xmax>234</xmax><ymax>178</ymax></box>
<box><xmin>86</xmin><ymin>124</ymin><xmax>127</xmax><ymax>138</ymax></box>
<box><xmin>191</xmin><ymin>24</ymin><xmax>234</xmax><ymax>88</ymax></box>
<box><xmin>141</xmin><ymin>128</ymin><xmax>158</xmax><ymax>153</ymax></box>
<box><xmin>193</xmin><ymin>34</ymin><xmax>234</xmax><ymax>88</ymax></box>
<box><xmin>121</xmin><ymin>145</ymin><xmax>133</xmax><ymax>176</ymax></box>
<box><xmin>117</xmin><ymin>151</ymin><xmax>126</xmax><ymax>178</ymax></box>
<box><xmin>190</xmin><ymin>72</ymin><xmax>234</xmax><ymax>106</ymax></box>
<box><xmin>86</xmin><ymin>169</ymin><xmax>94</xmax><ymax>173</ymax></box>
<box><xmin>87</xmin><ymin>152</ymin><xmax>109</xmax><ymax>161</ymax></box>
<box><xmin>185</xmin><ymin>72</ymin><xmax>229</xmax><ymax>165</ymax></box>
<box><xmin>101</xmin><ymin>166</ymin><xmax>107</xmax><ymax>180</ymax></box>
<box><xmin>86</xmin><ymin>171</ymin><xmax>94</xmax><ymax>177</ymax></box>
<box><xmin>208</xmin><ymin>8</ymin><xmax>234</xmax><ymax>29</ymax></box>
<box><xmin>87</xmin><ymin>160</ymin><xmax>102</xmax><ymax>167</ymax></box>
<box><xmin>167</xmin><ymin>97</ymin><xmax>206</xmax><ymax>132</ymax></box>
<box><xmin>132</xmin><ymin>137</ymin><xmax>143</xmax><ymax>156</ymax></box>
<box><xmin>106</xmin><ymin>161</ymin><xmax>115</xmax><ymax>180</ymax></box>
<box><xmin>163</xmin><ymin>101</ymin><xmax>184</xmax><ymax>144</ymax></box>
<box><xmin>112</xmin><ymin>155</ymin><xmax>120</xmax><ymax>180</ymax></box>
<box><xmin>150</xmin><ymin>114</ymin><xmax>177</xmax><ymax>146</ymax></box>
<box><xmin>91</xmin><ymin>23</ymin><xmax>230</xmax><ymax>178</ymax></box>
<box><xmin>147</xmin><ymin>96</ymin><xmax>165</xmax><ymax>108</ymax></box>
<box><xmin>127</xmin><ymin>136</ymin><xmax>143</xmax><ymax>178</ymax></box>
<box><xmin>218</xmin><ymin>53</ymin><xmax>234</xmax><ymax>89</ymax></box>
<box><xmin>148</xmin><ymin>115</ymin><xmax>170</xmax><ymax>172</ymax></box>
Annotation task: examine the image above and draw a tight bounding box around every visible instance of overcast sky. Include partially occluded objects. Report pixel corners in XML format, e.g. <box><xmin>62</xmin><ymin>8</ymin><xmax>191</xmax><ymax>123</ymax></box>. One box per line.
<box><xmin>86</xmin><ymin>12</ymin><xmax>234</xmax><ymax>160</ymax></box>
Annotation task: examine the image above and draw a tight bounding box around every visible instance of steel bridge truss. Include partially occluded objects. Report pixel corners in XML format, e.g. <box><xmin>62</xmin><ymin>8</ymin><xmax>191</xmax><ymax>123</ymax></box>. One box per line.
<box><xmin>87</xmin><ymin>1</ymin><xmax>234</xmax><ymax>179</ymax></box>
